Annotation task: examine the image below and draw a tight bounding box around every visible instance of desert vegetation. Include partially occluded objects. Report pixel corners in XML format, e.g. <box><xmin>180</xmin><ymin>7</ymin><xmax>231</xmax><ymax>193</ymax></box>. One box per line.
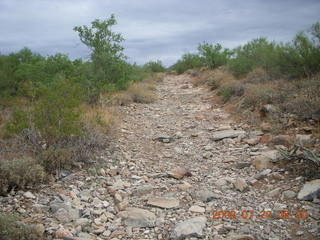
<box><xmin>172</xmin><ymin>22</ymin><xmax>320</xmax><ymax>125</ymax></box>
<box><xmin>0</xmin><ymin>15</ymin><xmax>162</xmax><ymax>198</ymax></box>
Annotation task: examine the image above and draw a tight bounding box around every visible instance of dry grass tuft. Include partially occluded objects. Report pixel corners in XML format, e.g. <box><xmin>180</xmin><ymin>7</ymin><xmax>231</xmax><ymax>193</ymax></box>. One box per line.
<box><xmin>81</xmin><ymin>104</ymin><xmax>116</xmax><ymax>134</ymax></box>
<box><xmin>111</xmin><ymin>91</ymin><xmax>133</xmax><ymax>106</ymax></box>
<box><xmin>111</xmin><ymin>79</ymin><xmax>158</xmax><ymax>105</ymax></box>
<box><xmin>128</xmin><ymin>84</ymin><xmax>157</xmax><ymax>103</ymax></box>
<box><xmin>0</xmin><ymin>157</ymin><xmax>46</xmax><ymax>194</ymax></box>
<box><xmin>151</xmin><ymin>72</ymin><xmax>165</xmax><ymax>83</ymax></box>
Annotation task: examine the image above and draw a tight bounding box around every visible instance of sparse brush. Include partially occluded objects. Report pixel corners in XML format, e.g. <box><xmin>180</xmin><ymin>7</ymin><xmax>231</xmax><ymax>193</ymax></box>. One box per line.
<box><xmin>0</xmin><ymin>213</ymin><xmax>42</xmax><ymax>240</ymax></box>
<box><xmin>0</xmin><ymin>157</ymin><xmax>46</xmax><ymax>194</ymax></box>
<box><xmin>280</xmin><ymin>75</ymin><xmax>320</xmax><ymax>119</ymax></box>
<box><xmin>81</xmin><ymin>105</ymin><xmax>115</xmax><ymax>134</ymax></box>
<box><xmin>138</xmin><ymin>82</ymin><xmax>157</xmax><ymax>91</ymax></box>
<box><xmin>37</xmin><ymin>146</ymin><xmax>74</xmax><ymax>173</ymax></box>
<box><xmin>220</xmin><ymin>80</ymin><xmax>246</xmax><ymax>97</ymax></box>
<box><xmin>206</xmin><ymin>75</ymin><xmax>220</xmax><ymax>90</ymax></box>
<box><xmin>242</xmin><ymin>83</ymin><xmax>280</xmax><ymax>108</ymax></box>
<box><xmin>3</xmin><ymin>108</ymin><xmax>29</xmax><ymax>139</ymax></box>
<box><xmin>152</xmin><ymin>73</ymin><xmax>165</xmax><ymax>83</ymax></box>
<box><xmin>218</xmin><ymin>88</ymin><xmax>234</xmax><ymax>102</ymax></box>
<box><xmin>244</xmin><ymin>67</ymin><xmax>271</xmax><ymax>84</ymax></box>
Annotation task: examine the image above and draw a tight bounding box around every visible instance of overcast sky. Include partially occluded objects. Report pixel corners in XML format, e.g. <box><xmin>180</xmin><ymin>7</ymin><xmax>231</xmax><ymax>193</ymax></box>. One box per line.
<box><xmin>0</xmin><ymin>0</ymin><xmax>319</xmax><ymax>66</ymax></box>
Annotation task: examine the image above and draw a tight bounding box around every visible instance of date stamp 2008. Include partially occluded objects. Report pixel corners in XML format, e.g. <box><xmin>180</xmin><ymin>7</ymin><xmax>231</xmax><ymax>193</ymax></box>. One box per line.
<box><xmin>209</xmin><ymin>209</ymin><xmax>309</xmax><ymax>220</ymax></box>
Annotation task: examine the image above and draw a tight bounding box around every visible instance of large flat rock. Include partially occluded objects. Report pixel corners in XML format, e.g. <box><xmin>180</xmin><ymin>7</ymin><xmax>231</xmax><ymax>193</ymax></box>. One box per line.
<box><xmin>147</xmin><ymin>197</ymin><xmax>180</xmax><ymax>209</ymax></box>
<box><xmin>120</xmin><ymin>207</ymin><xmax>156</xmax><ymax>227</ymax></box>
<box><xmin>211</xmin><ymin>130</ymin><xmax>245</xmax><ymax>141</ymax></box>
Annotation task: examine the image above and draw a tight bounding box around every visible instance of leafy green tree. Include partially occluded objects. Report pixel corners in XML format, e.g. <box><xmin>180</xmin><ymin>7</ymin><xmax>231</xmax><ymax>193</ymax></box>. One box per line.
<box><xmin>74</xmin><ymin>14</ymin><xmax>129</xmax><ymax>102</ymax></box>
<box><xmin>198</xmin><ymin>43</ymin><xmax>231</xmax><ymax>69</ymax></box>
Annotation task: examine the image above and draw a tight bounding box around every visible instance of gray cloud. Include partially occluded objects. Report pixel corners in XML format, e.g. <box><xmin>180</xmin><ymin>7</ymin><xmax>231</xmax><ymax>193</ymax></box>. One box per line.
<box><xmin>0</xmin><ymin>0</ymin><xmax>319</xmax><ymax>66</ymax></box>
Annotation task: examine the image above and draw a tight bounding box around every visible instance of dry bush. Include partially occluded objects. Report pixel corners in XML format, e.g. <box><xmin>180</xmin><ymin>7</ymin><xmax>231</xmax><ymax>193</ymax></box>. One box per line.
<box><xmin>214</xmin><ymin>70</ymin><xmax>246</xmax><ymax>101</ymax></box>
<box><xmin>280</xmin><ymin>75</ymin><xmax>320</xmax><ymax>119</ymax></box>
<box><xmin>244</xmin><ymin>67</ymin><xmax>271</xmax><ymax>84</ymax></box>
<box><xmin>81</xmin><ymin>104</ymin><xmax>116</xmax><ymax>134</ymax></box>
<box><xmin>111</xmin><ymin>91</ymin><xmax>133</xmax><ymax>106</ymax></box>
<box><xmin>0</xmin><ymin>213</ymin><xmax>42</xmax><ymax>240</ymax></box>
<box><xmin>111</xmin><ymin>75</ymin><xmax>160</xmax><ymax>106</ymax></box>
<box><xmin>191</xmin><ymin>69</ymin><xmax>211</xmax><ymax>86</ymax></box>
<box><xmin>126</xmin><ymin>81</ymin><xmax>157</xmax><ymax>104</ymax></box>
<box><xmin>151</xmin><ymin>72</ymin><xmax>165</xmax><ymax>83</ymax></box>
<box><xmin>220</xmin><ymin>79</ymin><xmax>246</xmax><ymax>97</ymax></box>
<box><xmin>37</xmin><ymin>146</ymin><xmax>74</xmax><ymax>173</ymax></box>
<box><xmin>242</xmin><ymin>83</ymin><xmax>280</xmax><ymax>109</ymax></box>
<box><xmin>137</xmin><ymin>81</ymin><xmax>157</xmax><ymax>91</ymax></box>
<box><xmin>206</xmin><ymin>75</ymin><xmax>220</xmax><ymax>90</ymax></box>
<box><xmin>0</xmin><ymin>157</ymin><xmax>46</xmax><ymax>194</ymax></box>
<box><xmin>128</xmin><ymin>85</ymin><xmax>157</xmax><ymax>103</ymax></box>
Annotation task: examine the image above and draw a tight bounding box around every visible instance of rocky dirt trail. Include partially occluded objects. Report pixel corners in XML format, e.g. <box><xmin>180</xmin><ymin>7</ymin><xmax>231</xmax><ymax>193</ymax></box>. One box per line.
<box><xmin>1</xmin><ymin>74</ymin><xmax>319</xmax><ymax>240</ymax></box>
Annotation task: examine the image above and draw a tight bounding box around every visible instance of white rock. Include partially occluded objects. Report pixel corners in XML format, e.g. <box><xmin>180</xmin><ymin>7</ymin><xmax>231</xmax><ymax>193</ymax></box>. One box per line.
<box><xmin>189</xmin><ymin>205</ymin><xmax>205</xmax><ymax>213</ymax></box>
<box><xmin>23</xmin><ymin>191</ymin><xmax>36</xmax><ymax>199</ymax></box>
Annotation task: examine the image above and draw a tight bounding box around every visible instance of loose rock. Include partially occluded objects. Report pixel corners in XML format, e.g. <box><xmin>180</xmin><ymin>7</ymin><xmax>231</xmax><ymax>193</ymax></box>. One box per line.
<box><xmin>297</xmin><ymin>179</ymin><xmax>320</xmax><ymax>201</ymax></box>
<box><xmin>120</xmin><ymin>208</ymin><xmax>156</xmax><ymax>227</ymax></box>
<box><xmin>170</xmin><ymin>216</ymin><xmax>207</xmax><ymax>240</ymax></box>
<box><xmin>147</xmin><ymin>197</ymin><xmax>180</xmax><ymax>209</ymax></box>
<box><xmin>211</xmin><ymin>130</ymin><xmax>246</xmax><ymax>141</ymax></box>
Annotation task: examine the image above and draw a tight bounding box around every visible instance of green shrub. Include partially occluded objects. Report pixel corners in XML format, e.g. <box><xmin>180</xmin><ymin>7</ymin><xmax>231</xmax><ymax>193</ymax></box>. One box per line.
<box><xmin>227</xmin><ymin>38</ymin><xmax>280</xmax><ymax>77</ymax></box>
<box><xmin>227</xmin><ymin>23</ymin><xmax>320</xmax><ymax>78</ymax></box>
<box><xmin>144</xmin><ymin>60</ymin><xmax>166</xmax><ymax>72</ymax></box>
<box><xmin>0</xmin><ymin>158</ymin><xmax>46</xmax><ymax>194</ymax></box>
<box><xmin>172</xmin><ymin>53</ymin><xmax>204</xmax><ymax>74</ymax></box>
<box><xmin>129</xmin><ymin>64</ymin><xmax>152</xmax><ymax>83</ymax></box>
<box><xmin>33</xmin><ymin>79</ymin><xmax>83</xmax><ymax>139</ymax></box>
<box><xmin>5</xmin><ymin>108</ymin><xmax>29</xmax><ymax>137</ymax></box>
<box><xmin>74</xmin><ymin>15</ymin><xmax>132</xmax><ymax>102</ymax></box>
<box><xmin>198</xmin><ymin>43</ymin><xmax>231</xmax><ymax>69</ymax></box>
<box><xmin>277</xmin><ymin>23</ymin><xmax>320</xmax><ymax>78</ymax></box>
<box><xmin>0</xmin><ymin>213</ymin><xmax>42</xmax><ymax>240</ymax></box>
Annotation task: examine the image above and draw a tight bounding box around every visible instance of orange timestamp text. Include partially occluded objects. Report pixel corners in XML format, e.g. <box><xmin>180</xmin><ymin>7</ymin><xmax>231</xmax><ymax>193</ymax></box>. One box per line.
<box><xmin>209</xmin><ymin>209</ymin><xmax>309</xmax><ymax>220</ymax></box>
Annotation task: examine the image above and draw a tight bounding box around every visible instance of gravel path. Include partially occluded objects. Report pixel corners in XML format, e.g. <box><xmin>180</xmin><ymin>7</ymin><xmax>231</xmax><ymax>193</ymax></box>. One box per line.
<box><xmin>1</xmin><ymin>73</ymin><xmax>318</xmax><ymax>240</ymax></box>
